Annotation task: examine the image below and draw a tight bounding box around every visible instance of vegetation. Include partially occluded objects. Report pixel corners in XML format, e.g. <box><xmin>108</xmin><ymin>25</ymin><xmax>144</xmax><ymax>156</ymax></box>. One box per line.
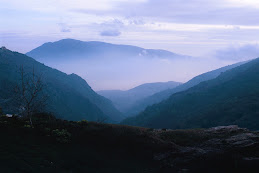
<box><xmin>125</xmin><ymin>61</ymin><xmax>245</xmax><ymax>117</ymax></box>
<box><xmin>0</xmin><ymin>47</ymin><xmax>122</xmax><ymax>122</ymax></box>
<box><xmin>0</xmin><ymin>115</ymin><xmax>258</xmax><ymax>172</ymax></box>
<box><xmin>1</xmin><ymin>44</ymin><xmax>259</xmax><ymax>172</ymax></box>
<box><xmin>13</xmin><ymin>66</ymin><xmax>48</xmax><ymax>126</ymax></box>
<box><xmin>0</xmin><ymin>114</ymin><xmax>162</xmax><ymax>172</ymax></box>
<box><xmin>123</xmin><ymin>58</ymin><xmax>259</xmax><ymax>130</ymax></box>
<box><xmin>98</xmin><ymin>81</ymin><xmax>181</xmax><ymax>113</ymax></box>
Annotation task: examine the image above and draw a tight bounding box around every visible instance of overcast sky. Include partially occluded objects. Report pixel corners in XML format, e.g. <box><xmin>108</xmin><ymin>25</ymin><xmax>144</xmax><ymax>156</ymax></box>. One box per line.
<box><xmin>1</xmin><ymin>0</ymin><xmax>259</xmax><ymax>57</ymax></box>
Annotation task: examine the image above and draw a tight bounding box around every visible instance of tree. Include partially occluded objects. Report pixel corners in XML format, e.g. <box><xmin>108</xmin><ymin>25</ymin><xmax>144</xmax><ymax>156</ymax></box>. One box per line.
<box><xmin>14</xmin><ymin>65</ymin><xmax>48</xmax><ymax>126</ymax></box>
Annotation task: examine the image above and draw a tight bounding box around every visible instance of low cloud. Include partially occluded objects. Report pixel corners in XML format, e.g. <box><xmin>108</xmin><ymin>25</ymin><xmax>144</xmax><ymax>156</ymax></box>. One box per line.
<box><xmin>213</xmin><ymin>44</ymin><xmax>259</xmax><ymax>61</ymax></box>
<box><xmin>61</xmin><ymin>28</ymin><xmax>71</xmax><ymax>33</ymax></box>
<box><xmin>58</xmin><ymin>23</ymin><xmax>71</xmax><ymax>33</ymax></box>
<box><xmin>100</xmin><ymin>30</ymin><xmax>121</xmax><ymax>36</ymax></box>
<box><xmin>100</xmin><ymin>19</ymin><xmax>124</xmax><ymax>27</ymax></box>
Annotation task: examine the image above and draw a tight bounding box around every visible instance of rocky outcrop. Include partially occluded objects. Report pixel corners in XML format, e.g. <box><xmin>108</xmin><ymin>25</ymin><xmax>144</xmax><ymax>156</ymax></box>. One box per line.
<box><xmin>154</xmin><ymin>126</ymin><xmax>259</xmax><ymax>172</ymax></box>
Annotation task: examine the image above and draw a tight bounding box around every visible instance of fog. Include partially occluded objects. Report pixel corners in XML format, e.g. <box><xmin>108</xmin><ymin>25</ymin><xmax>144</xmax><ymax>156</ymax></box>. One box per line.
<box><xmin>41</xmin><ymin>54</ymin><xmax>228</xmax><ymax>91</ymax></box>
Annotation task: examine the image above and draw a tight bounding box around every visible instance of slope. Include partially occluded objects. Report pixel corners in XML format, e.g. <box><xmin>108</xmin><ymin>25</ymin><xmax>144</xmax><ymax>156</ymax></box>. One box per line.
<box><xmin>98</xmin><ymin>81</ymin><xmax>181</xmax><ymax>113</ymax></box>
<box><xmin>0</xmin><ymin>47</ymin><xmax>122</xmax><ymax>122</ymax></box>
<box><xmin>126</xmin><ymin>61</ymin><xmax>246</xmax><ymax>116</ymax></box>
<box><xmin>123</xmin><ymin>58</ymin><xmax>259</xmax><ymax>130</ymax></box>
<box><xmin>26</xmin><ymin>39</ymin><xmax>187</xmax><ymax>62</ymax></box>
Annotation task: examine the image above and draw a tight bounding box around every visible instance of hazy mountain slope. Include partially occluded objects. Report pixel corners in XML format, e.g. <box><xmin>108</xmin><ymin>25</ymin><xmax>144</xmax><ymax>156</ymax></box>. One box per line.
<box><xmin>122</xmin><ymin>58</ymin><xmax>259</xmax><ymax>130</ymax></box>
<box><xmin>58</xmin><ymin>73</ymin><xmax>123</xmax><ymax>121</ymax></box>
<box><xmin>26</xmin><ymin>39</ymin><xmax>186</xmax><ymax>61</ymax></box>
<box><xmin>126</xmin><ymin>61</ymin><xmax>246</xmax><ymax>116</ymax></box>
<box><xmin>98</xmin><ymin>81</ymin><xmax>181</xmax><ymax>113</ymax></box>
<box><xmin>26</xmin><ymin>39</ymin><xmax>200</xmax><ymax>90</ymax></box>
<box><xmin>0</xmin><ymin>47</ymin><xmax>122</xmax><ymax>122</ymax></box>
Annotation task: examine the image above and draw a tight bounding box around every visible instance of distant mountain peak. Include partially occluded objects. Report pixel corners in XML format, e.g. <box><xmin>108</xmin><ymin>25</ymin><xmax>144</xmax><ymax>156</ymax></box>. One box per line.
<box><xmin>27</xmin><ymin>39</ymin><xmax>186</xmax><ymax>61</ymax></box>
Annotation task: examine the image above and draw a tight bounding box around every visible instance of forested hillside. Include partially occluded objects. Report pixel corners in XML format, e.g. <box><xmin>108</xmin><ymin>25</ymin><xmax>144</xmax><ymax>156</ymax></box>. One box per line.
<box><xmin>123</xmin><ymin>58</ymin><xmax>259</xmax><ymax>130</ymax></box>
<box><xmin>125</xmin><ymin>61</ymin><xmax>245</xmax><ymax>116</ymax></box>
<box><xmin>0</xmin><ymin>47</ymin><xmax>123</xmax><ymax>122</ymax></box>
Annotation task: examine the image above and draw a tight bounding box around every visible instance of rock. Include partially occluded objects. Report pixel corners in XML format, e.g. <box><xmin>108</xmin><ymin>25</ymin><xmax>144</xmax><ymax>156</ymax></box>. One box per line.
<box><xmin>207</xmin><ymin>125</ymin><xmax>248</xmax><ymax>133</ymax></box>
<box><xmin>5</xmin><ymin>114</ymin><xmax>13</xmax><ymax>118</ymax></box>
<box><xmin>154</xmin><ymin>125</ymin><xmax>259</xmax><ymax>171</ymax></box>
<box><xmin>243</xmin><ymin>157</ymin><xmax>259</xmax><ymax>161</ymax></box>
<box><xmin>226</xmin><ymin>133</ymin><xmax>259</xmax><ymax>148</ymax></box>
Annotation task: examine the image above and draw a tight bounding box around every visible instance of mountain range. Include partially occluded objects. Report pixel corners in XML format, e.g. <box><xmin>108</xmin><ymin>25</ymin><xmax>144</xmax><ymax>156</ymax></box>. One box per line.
<box><xmin>0</xmin><ymin>47</ymin><xmax>123</xmax><ymax>122</ymax></box>
<box><xmin>27</xmin><ymin>39</ymin><xmax>188</xmax><ymax>62</ymax></box>
<box><xmin>122</xmin><ymin>57</ymin><xmax>259</xmax><ymax>130</ymax></box>
<box><xmin>97</xmin><ymin>81</ymin><xmax>182</xmax><ymax>113</ymax></box>
<box><xmin>124</xmin><ymin>60</ymin><xmax>246</xmax><ymax>116</ymax></box>
<box><xmin>26</xmin><ymin>39</ymin><xmax>206</xmax><ymax>91</ymax></box>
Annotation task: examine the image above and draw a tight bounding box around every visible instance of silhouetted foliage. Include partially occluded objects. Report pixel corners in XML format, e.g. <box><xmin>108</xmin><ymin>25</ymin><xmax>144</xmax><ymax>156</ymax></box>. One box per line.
<box><xmin>0</xmin><ymin>116</ymin><xmax>258</xmax><ymax>172</ymax></box>
<box><xmin>13</xmin><ymin>65</ymin><xmax>48</xmax><ymax>126</ymax></box>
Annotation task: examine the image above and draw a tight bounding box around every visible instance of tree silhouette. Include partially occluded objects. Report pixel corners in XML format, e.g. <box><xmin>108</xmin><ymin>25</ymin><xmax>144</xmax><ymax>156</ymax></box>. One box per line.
<box><xmin>14</xmin><ymin>65</ymin><xmax>48</xmax><ymax>126</ymax></box>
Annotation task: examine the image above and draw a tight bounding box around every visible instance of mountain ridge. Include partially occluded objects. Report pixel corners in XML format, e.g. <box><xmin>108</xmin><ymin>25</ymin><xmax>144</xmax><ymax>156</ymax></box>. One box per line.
<box><xmin>122</xmin><ymin>57</ymin><xmax>259</xmax><ymax>130</ymax></box>
<box><xmin>27</xmin><ymin>38</ymin><xmax>189</xmax><ymax>62</ymax></box>
<box><xmin>0</xmin><ymin>47</ymin><xmax>123</xmax><ymax>122</ymax></box>
<box><xmin>98</xmin><ymin>81</ymin><xmax>182</xmax><ymax>113</ymax></box>
<box><xmin>124</xmin><ymin>60</ymin><xmax>247</xmax><ymax>116</ymax></box>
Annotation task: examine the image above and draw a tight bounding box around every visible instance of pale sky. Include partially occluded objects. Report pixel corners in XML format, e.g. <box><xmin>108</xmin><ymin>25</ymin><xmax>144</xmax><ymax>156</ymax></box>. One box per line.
<box><xmin>1</xmin><ymin>0</ymin><xmax>259</xmax><ymax>57</ymax></box>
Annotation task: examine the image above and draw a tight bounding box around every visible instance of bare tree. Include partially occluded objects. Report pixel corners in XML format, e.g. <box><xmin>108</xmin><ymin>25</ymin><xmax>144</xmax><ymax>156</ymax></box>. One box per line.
<box><xmin>14</xmin><ymin>65</ymin><xmax>48</xmax><ymax>126</ymax></box>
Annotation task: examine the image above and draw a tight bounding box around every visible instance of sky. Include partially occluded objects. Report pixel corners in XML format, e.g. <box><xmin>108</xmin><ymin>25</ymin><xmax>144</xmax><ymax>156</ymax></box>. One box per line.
<box><xmin>1</xmin><ymin>0</ymin><xmax>259</xmax><ymax>90</ymax></box>
<box><xmin>1</xmin><ymin>0</ymin><xmax>259</xmax><ymax>57</ymax></box>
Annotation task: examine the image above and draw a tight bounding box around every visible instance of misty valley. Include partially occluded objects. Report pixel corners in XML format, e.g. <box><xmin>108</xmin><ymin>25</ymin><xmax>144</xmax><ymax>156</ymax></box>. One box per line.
<box><xmin>1</xmin><ymin>0</ymin><xmax>259</xmax><ymax>172</ymax></box>
<box><xmin>0</xmin><ymin>41</ymin><xmax>259</xmax><ymax>172</ymax></box>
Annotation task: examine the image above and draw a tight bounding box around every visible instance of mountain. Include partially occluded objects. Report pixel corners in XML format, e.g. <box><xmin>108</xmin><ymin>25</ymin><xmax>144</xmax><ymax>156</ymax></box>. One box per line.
<box><xmin>125</xmin><ymin>61</ymin><xmax>246</xmax><ymax>116</ymax></box>
<box><xmin>0</xmin><ymin>47</ymin><xmax>123</xmax><ymax>122</ymax></box>
<box><xmin>122</xmin><ymin>58</ymin><xmax>259</xmax><ymax>130</ymax></box>
<box><xmin>97</xmin><ymin>81</ymin><xmax>182</xmax><ymax>113</ymax></box>
<box><xmin>27</xmin><ymin>39</ymin><xmax>187</xmax><ymax>62</ymax></box>
<box><xmin>26</xmin><ymin>39</ymin><xmax>200</xmax><ymax>90</ymax></box>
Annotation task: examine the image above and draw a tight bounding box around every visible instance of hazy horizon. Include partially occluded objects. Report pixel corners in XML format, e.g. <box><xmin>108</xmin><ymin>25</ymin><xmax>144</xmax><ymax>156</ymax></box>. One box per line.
<box><xmin>2</xmin><ymin>0</ymin><xmax>259</xmax><ymax>90</ymax></box>
<box><xmin>2</xmin><ymin>0</ymin><xmax>259</xmax><ymax>55</ymax></box>
<box><xmin>3</xmin><ymin>37</ymin><xmax>259</xmax><ymax>91</ymax></box>
<box><xmin>24</xmin><ymin>38</ymin><xmax>240</xmax><ymax>91</ymax></box>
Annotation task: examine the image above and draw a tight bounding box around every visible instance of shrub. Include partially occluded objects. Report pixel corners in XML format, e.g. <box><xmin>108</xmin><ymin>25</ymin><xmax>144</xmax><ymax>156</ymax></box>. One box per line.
<box><xmin>79</xmin><ymin>120</ymin><xmax>88</xmax><ymax>126</ymax></box>
<box><xmin>33</xmin><ymin>113</ymin><xmax>56</xmax><ymax>122</ymax></box>
<box><xmin>147</xmin><ymin>128</ymin><xmax>154</xmax><ymax>132</ymax></box>
<box><xmin>52</xmin><ymin>129</ymin><xmax>71</xmax><ymax>144</ymax></box>
<box><xmin>44</xmin><ymin>128</ymin><xmax>51</xmax><ymax>133</ymax></box>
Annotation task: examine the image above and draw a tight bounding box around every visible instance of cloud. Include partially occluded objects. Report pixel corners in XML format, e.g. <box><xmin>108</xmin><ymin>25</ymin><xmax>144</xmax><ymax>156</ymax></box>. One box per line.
<box><xmin>60</xmin><ymin>28</ymin><xmax>71</xmax><ymax>33</ymax></box>
<box><xmin>58</xmin><ymin>23</ymin><xmax>71</xmax><ymax>33</ymax></box>
<box><xmin>129</xmin><ymin>19</ymin><xmax>145</xmax><ymax>25</ymax></box>
<box><xmin>213</xmin><ymin>44</ymin><xmax>259</xmax><ymax>61</ymax></box>
<box><xmin>100</xmin><ymin>30</ymin><xmax>121</xmax><ymax>36</ymax></box>
<box><xmin>99</xmin><ymin>19</ymin><xmax>125</xmax><ymax>28</ymax></box>
<box><xmin>110</xmin><ymin>0</ymin><xmax>259</xmax><ymax>26</ymax></box>
<box><xmin>2</xmin><ymin>0</ymin><xmax>259</xmax><ymax>57</ymax></box>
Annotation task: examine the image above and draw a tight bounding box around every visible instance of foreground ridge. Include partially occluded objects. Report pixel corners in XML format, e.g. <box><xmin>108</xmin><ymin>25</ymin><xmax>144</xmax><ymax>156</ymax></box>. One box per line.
<box><xmin>0</xmin><ymin>115</ymin><xmax>258</xmax><ymax>172</ymax></box>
